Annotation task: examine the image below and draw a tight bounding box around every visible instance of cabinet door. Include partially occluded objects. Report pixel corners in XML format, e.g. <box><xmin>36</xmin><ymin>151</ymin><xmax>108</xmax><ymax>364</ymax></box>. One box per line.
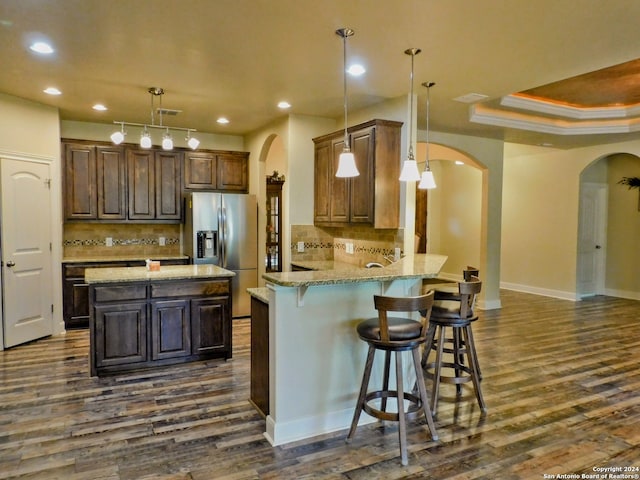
<box><xmin>62</xmin><ymin>276</ymin><xmax>89</xmax><ymax>329</ymax></box>
<box><xmin>191</xmin><ymin>297</ymin><xmax>231</xmax><ymax>357</ymax></box>
<box><xmin>127</xmin><ymin>150</ymin><xmax>155</xmax><ymax>220</ymax></box>
<box><xmin>184</xmin><ymin>152</ymin><xmax>217</xmax><ymax>190</ymax></box>
<box><xmin>349</xmin><ymin>127</ymin><xmax>375</xmax><ymax>223</ymax></box>
<box><xmin>313</xmin><ymin>140</ymin><xmax>332</xmax><ymax>223</ymax></box>
<box><xmin>155</xmin><ymin>151</ymin><xmax>182</xmax><ymax>220</ymax></box>
<box><xmin>329</xmin><ymin>138</ymin><xmax>349</xmax><ymax>222</ymax></box>
<box><xmin>151</xmin><ymin>300</ymin><xmax>191</xmax><ymax>360</ymax></box>
<box><xmin>217</xmin><ymin>153</ymin><xmax>248</xmax><ymax>192</ymax></box>
<box><xmin>64</xmin><ymin>143</ymin><xmax>97</xmax><ymax>220</ymax></box>
<box><xmin>96</xmin><ymin>146</ymin><xmax>126</xmax><ymax>220</ymax></box>
<box><xmin>94</xmin><ymin>302</ymin><xmax>147</xmax><ymax>368</ymax></box>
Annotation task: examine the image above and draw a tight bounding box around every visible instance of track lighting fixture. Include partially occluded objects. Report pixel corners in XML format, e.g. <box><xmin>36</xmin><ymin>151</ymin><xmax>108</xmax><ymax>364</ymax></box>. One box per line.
<box><xmin>111</xmin><ymin>87</ymin><xmax>199</xmax><ymax>150</ymax></box>
<box><xmin>335</xmin><ymin>28</ymin><xmax>359</xmax><ymax>178</ymax></box>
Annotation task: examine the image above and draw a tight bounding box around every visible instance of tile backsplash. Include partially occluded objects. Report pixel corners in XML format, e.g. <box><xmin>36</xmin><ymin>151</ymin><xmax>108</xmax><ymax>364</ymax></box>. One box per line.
<box><xmin>290</xmin><ymin>224</ymin><xmax>404</xmax><ymax>266</ymax></box>
<box><xmin>63</xmin><ymin>223</ymin><xmax>182</xmax><ymax>258</ymax></box>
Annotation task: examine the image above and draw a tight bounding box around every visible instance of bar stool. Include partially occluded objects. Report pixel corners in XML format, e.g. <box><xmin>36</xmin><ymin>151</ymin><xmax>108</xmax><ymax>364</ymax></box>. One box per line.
<box><xmin>429</xmin><ymin>266</ymin><xmax>479</xmax><ymax>296</ymax></box>
<box><xmin>422</xmin><ymin>277</ymin><xmax>486</xmax><ymax>415</ymax></box>
<box><xmin>346</xmin><ymin>291</ymin><xmax>438</xmax><ymax>466</ymax></box>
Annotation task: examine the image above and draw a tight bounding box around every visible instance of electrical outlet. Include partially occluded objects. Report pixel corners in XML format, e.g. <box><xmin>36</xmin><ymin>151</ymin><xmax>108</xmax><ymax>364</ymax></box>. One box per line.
<box><xmin>346</xmin><ymin>242</ymin><xmax>354</xmax><ymax>254</ymax></box>
<box><xmin>297</xmin><ymin>241</ymin><xmax>304</xmax><ymax>252</ymax></box>
<box><xmin>105</xmin><ymin>237</ymin><xmax>113</xmax><ymax>247</ymax></box>
<box><xmin>159</xmin><ymin>236</ymin><xmax>166</xmax><ymax>246</ymax></box>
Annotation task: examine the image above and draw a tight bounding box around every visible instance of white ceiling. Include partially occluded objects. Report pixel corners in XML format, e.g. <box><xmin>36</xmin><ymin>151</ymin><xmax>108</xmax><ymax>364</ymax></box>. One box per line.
<box><xmin>2</xmin><ymin>0</ymin><xmax>640</xmax><ymax>148</ymax></box>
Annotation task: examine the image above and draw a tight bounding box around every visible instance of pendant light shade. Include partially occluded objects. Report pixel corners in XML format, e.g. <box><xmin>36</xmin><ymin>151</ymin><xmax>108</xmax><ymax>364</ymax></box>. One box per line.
<box><xmin>418</xmin><ymin>81</ymin><xmax>437</xmax><ymax>189</ymax></box>
<box><xmin>335</xmin><ymin>28</ymin><xmax>359</xmax><ymax>178</ymax></box>
<box><xmin>400</xmin><ymin>48</ymin><xmax>421</xmax><ymax>182</ymax></box>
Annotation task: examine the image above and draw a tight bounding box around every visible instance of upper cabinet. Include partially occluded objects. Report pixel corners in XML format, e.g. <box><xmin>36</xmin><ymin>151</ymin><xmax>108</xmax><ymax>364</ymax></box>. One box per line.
<box><xmin>127</xmin><ymin>149</ymin><xmax>182</xmax><ymax>221</ymax></box>
<box><xmin>313</xmin><ymin>119</ymin><xmax>402</xmax><ymax>229</ymax></box>
<box><xmin>63</xmin><ymin>140</ymin><xmax>250</xmax><ymax>223</ymax></box>
<box><xmin>64</xmin><ymin>142</ymin><xmax>126</xmax><ymax>221</ymax></box>
<box><xmin>184</xmin><ymin>151</ymin><xmax>249</xmax><ymax>192</ymax></box>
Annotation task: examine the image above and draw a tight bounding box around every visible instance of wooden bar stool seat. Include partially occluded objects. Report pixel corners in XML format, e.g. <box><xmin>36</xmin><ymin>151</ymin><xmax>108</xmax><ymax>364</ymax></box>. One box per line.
<box><xmin>346</xmin><ymin>291</ymin><xmax>438</xmax><ymax>466</ymax></box>
<box><xmin>422</xmin><ymin>277</ymin><xmax>486</xmax><ymax>415</ymax></box>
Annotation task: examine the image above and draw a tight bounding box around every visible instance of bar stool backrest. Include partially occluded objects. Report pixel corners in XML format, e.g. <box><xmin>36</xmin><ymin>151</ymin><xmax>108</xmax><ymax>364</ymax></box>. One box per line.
<box><xmin>458</xmin><ymin>276</ymin><xmax>482</xmax><ymax>318</ymax></box>
<box><xmin>372</xmin><ymin>291</ymin><xmax>435</xmax><ymax>342</ymax></box>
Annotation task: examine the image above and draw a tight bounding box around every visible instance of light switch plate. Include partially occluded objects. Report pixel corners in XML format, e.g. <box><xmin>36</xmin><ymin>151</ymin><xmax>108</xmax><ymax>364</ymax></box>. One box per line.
<box><xmin>346</xmin><ymin>242</ymin><xmax>354</xmax><ymax>254</ymax></box>
<box><xmin>297</xmin><ymin>241</ymin><xmax>304</xmax><ymax>252</ymax></box>
<box><xmin>159</xmin><ymin>236</ymin><xmax>166</xmax><ymax>246</ymax></box>
<box><xmin>105</xmin><ymin>237</ymin><xmax>113</xmax><ymax>247</ymax></box>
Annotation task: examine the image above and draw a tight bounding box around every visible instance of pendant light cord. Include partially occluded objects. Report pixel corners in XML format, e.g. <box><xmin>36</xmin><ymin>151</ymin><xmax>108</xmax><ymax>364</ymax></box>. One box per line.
<box><xmin>423</xmin><ymin>81</ymin><xmax>435</xmax><ymax>171</ymax></box>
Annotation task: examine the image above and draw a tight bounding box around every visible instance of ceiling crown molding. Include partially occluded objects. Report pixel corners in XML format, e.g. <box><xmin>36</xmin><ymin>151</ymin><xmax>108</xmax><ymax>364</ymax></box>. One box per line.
<box><xmin>470</xmin><ymin>103</ymin><xmax>640</xmax><ymax>135</ymax></box>
<box><xmin>500</xmin><ymin>94</ymin><xmax>640</xmax><ymax>120</ymax></box>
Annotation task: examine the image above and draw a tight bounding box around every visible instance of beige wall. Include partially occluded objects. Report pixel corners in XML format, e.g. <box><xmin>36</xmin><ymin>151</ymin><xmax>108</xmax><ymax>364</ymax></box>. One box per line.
<box><xmin>502</xmin><ymin>141</ymin><xmax>640</xmax><ymax>300</ymax></box>
<box><xmin>605</xmin><ymin>153</ymin><xmax>640</xmax><ymax>298</ymax></box>
<box><xmin>428</xmin><ymin>160</ymin><xmax>482</xmax><ymax>277</ymax></box>
<box><xmin>0</xmin><ymin>92</ymin><xmax>64</xmax><ymax>341</ymax></box>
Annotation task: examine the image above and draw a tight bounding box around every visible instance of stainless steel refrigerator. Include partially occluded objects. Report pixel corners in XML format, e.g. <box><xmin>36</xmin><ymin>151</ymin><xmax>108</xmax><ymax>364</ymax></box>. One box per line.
<box><xmin>183</xmin><ymin>192</ymin><xmax>258</xmax><ymax>318</ymax></box>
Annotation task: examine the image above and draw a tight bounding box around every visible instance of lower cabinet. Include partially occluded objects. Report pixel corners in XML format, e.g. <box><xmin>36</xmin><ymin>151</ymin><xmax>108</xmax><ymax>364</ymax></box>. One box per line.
<box><xmin>63</xmin><ymin>258</ymin><xmax>189</xmax><ymax>329</ymax></box>
<box><xmin>250</xmin><ymin>295</ymin><xmax>269</xmax><ymax>417</ymax></box>
<box><xmin>90</xmin><ymin>277</ymin><xmax>232</xmax><ymax>376</ymax></box>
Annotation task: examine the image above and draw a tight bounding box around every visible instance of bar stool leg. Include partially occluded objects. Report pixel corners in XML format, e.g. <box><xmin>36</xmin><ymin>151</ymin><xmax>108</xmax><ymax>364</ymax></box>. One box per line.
<box><xmin>453</xmin><ymin>328</ymin><xmax>463</xmax><ymax>396</ymax></box>
<box><xmin>463</xmin><ymin>325</ymin><xmax>487</xmax><ymax>413</ymax></box>
<box><xmin>411</xmin><ymin>347</ymin><xmax>438</xmax><ymax>440</ymax></box>
<box><xmin>395</xmin><ymin>351</ymin><xmax>408</xmax><ymax>466</ymax></box>
<box><xmin>381</xmin><ymin>350</ymin><xmax>392</xmax><ymax>413</ymax></box>
<box><xmin>466</xmin><ymin>323</ymin><xmax>482</xmax><ymax>380</ymax></box>
<box><xmin>346</xmin><ymin>345</ymin><xmax>376</xmax><ymax>441</ymax></box>
<box><xmin>431</xmin><ymin>325</ymin><xmax>446</xmax><ymax>414</ymax></box>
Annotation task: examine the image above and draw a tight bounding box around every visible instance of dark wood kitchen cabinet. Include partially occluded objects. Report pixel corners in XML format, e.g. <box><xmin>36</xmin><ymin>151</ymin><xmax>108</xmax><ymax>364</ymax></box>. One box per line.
<box><xmin>63</xmin><ymin>142</ymin><xmax>126</xmax><ymax>220</ymax></box>
<box><xmin>127</xmin><ymin>149</ymin><xmax>182</xmax><ymax>221</ymax></box>
<box><xmin>313</xmin><ymin>119</ymin><xmax>402</xmax><ymax>228</ymax></box>
<box><xmin>90</xmin><ymin>276</ymin><xmax>232</xmax><ymax>376</ymax></box>
<box><xmin>62</xmin><ymin>259</ymin><xmax>189</xmax><ymax>329</ymax></box>
<box><xmin>183</xmin><ymin>150</ymin><xmax>249</xmax><ymax>192</ymax></box>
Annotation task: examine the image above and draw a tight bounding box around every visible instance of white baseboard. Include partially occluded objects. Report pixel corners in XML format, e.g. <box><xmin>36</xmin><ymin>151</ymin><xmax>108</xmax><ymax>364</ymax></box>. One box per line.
<box><xmin>500</xmin><ymin>282</ymin><xmax>579</xmax><ymax>301</ymax></box>
<box><xmin>603</xmin><ymin>288</ymin><xmax>640</xmax><ymax>301</ymax></box>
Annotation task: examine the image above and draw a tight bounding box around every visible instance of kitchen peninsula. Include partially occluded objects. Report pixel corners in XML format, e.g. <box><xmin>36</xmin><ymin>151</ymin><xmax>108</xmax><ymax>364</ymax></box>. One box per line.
<box><xmin>260</xmin><ymin>253</ymin><xmax>447</xmax><ymax>446</ymax></box>
<box><xmin>85</xmin><ymin>264</ymin><xmax>235</xmax><ymax>376</ymax></box>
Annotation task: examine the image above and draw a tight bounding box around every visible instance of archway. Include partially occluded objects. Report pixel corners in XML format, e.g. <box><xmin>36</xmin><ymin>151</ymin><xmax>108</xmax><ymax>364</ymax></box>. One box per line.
<box><xmin>578</xmin><ymin>152</ymin><xmax>640</xmax><ymax>300</ymax></box>
<box><xmin>416</xmin><ymin>141</ymin><xmax>487</xmax><ymax>290</ymax></box>
<box><xmin>256</xmin><ymin>134</ymin><xmax>288</xmax><ymax>285</ymax></box>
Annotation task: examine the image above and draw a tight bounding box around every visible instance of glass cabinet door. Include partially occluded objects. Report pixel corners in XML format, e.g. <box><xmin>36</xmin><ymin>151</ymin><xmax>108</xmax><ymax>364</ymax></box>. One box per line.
<box><xmin>266</xmin><ymin>178</ymin><xmax>284</xmax><ymax>272</ymax></box>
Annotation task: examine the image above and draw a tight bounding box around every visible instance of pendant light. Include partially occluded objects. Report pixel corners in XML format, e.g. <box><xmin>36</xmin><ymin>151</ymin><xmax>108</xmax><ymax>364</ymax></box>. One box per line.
<box><xmin>418</xmin><ymin>81</ymin><xmax>437</xmax><ymax>189</ymax></box>
<box><xmin>335</xmin><ymin>28</ymin><xmax>359</xmax><ymax>178</ymax></box>
<box><xmin>399</xmin><ymin>48</ymin><xmax>422</xmax><ymax>182</ymax></box>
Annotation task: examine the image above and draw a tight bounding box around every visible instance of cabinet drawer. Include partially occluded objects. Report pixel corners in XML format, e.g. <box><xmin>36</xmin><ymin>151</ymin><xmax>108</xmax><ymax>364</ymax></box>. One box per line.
<box><xmin>151</xmin><ymin>280</ymin><xmax>230</xmax><ymax>298</ymax></box>
<box><xmin>93</xmin><ymin>285</ymin><xmax>147</xmax><ymax>302</ymax></box>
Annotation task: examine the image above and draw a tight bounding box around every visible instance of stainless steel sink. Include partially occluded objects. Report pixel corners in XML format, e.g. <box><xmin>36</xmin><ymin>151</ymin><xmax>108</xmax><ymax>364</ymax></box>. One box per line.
<box><xmin>364</xmin><ymin>262</ymin><xmax>384</xmax><ymax>268</ymax></box>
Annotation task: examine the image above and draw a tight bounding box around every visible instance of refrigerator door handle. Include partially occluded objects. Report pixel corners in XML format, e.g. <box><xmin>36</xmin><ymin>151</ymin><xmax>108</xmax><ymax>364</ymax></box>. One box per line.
<box><xmin>220</xmin><ymin>207</ymin><xmax>228</xmax><ymax>268</ymax></box>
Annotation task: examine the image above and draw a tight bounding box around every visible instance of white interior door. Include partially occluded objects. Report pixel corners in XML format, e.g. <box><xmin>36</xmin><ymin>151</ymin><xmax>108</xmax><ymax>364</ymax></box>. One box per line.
<box><xmin>577</xmin><ymin>183</ymin><xmax>607</xmax><ymax>298</ymax></box>
<box><xmin>1</xmin><ymin>158</ymin><xmax>53</xmax><ymax>348</ymax></box>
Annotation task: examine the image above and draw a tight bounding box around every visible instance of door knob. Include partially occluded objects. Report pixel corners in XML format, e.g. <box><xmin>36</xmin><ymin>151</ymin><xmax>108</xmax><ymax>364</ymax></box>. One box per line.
<box><xmin>595</xmin><ymin>245</ymin><xmax>602</xmax><ymax>249</ymax></box>
<box><xmin>6</xmin><ymin>261</ymin><xmax>15</xmax><ymax>267</ymax></box>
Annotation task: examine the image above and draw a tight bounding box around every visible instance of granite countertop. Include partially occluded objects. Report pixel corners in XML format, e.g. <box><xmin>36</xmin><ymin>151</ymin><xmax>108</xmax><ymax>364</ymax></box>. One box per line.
<box><xmin>85</xmin><ymin>264</ymin><xmax>235</xmax><ymax>284</ymax></box>
<box><xmin>264</xmin><ymin>254</ymin><xmax>447</xmax><ymax>287</ymax></box>
<box><xmin>247</xmin><ymin>287</ymin><xmax>269</xmax><ymax>303</ymax></box>
<box><xmin>63</xmin><ymin>255</ymin><xmax>189</xmax><ymax>264</ymax></box>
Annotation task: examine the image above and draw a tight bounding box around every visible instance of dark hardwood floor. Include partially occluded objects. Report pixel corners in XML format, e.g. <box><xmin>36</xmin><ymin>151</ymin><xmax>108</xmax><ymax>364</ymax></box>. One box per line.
<box><xmin>1</xmin><ymin>290</ymin><xmax>639</xmax><ymax>479</ymax></box>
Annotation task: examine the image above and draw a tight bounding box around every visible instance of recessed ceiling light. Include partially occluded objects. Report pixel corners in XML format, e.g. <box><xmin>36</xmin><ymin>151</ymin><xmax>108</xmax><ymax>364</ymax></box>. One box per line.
<box><xmin>29</xmin><ymin>41</ymin><xmax>54</xmax><ymax>54</ymax></box>
<box><xmin>217</xmin><ymin>117</ymin><xmax>229</xmax><ymax>124</ymax></box>
<box><xmin>347</xmin><ymin>64</ymin><xmax>366</xmax><ymax>76</ymax></box>
<box><xmin>278</xmin><ymin>101</ymin><xmax>291</xmax><ymax>109</ymax></box>
<box><xmin>43</xmin><ymin>87</ymin><xmax>61</xmax><ymax>95</ymax></box>
<box><xmin>92</xmin><ymin>104</ymin><xmax>107</xmax><ymax>111</ymax></box>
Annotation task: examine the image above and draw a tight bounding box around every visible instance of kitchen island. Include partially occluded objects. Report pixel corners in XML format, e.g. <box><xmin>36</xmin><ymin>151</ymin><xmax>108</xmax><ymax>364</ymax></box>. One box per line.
<box><xmin>260</xmin><ymin>253</ymin><xmax>447</xmax><ymax>446</ymax></box>
<box><xmin>85</xmin><ymin>264</ymin><xmax>235</xmax><ymax>376</ymax></box>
